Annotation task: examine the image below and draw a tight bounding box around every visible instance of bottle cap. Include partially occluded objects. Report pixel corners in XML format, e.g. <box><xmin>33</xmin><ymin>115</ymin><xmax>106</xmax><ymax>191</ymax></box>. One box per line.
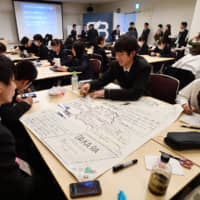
<box><xmin>161</xmin><ymin>153</ymin><xmax>170</xmax><ymax>163</ymax></box>
<box><xmin>73</xmin><ymin>71</ymin><xmax>77</xmax><ymax>75</ymax></box>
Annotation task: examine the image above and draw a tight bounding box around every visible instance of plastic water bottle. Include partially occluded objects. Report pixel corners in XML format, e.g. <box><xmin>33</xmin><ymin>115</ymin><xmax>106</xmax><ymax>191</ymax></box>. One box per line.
<box><xmin>71</xmin><ymin>71</ymin><xmax>78</xmax><ymax>91</ymax></box>
<box><xmin>148</xmin><ymin>153</ymin><xmax>172</xmax><ymax>196</ymax></box>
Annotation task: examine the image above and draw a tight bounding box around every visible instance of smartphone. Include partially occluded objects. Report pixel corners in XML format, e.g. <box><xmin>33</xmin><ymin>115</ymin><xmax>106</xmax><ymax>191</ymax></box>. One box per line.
<box><xmin>70</xmin><ymin>180</ymin><xmax>101</xmax><ymax>198</ymax></box>
<box><xmin>21</xmin><ymin>93</ymin><xmax>36</xmax><ymax>98</ymax></box>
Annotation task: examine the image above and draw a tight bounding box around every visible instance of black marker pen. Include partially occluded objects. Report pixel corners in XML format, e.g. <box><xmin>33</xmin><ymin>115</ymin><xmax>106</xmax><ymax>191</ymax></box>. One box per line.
<box><xmin>113</xmin><ymin>159</ymin><xmax>138</xmax><ymax>172</ymax></box>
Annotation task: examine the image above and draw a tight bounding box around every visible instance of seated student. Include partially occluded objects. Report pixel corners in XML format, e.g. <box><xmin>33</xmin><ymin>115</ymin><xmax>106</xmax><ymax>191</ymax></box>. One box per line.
<box><xmin>0</xmin><ymin>60</ymin><xmax>37</xmax><ymax>159</ymax></box>
<box><xmin>48</xmin><ymin>39</ymin><xmax>68</xmax><ymax>66</ymax></box>
<box><xmin>0</xmin><ymin>55</ymin><xmax>66</xmax><ymax>200</ymax></box>
<box><xmin>151</xmin><ymin>40</ymin><xmax>171</xmax><ymax>57</ymax></box>
<box><xmin>55</xmin><ymin>41</ymin><xmax>93</xmax><ymax>80</ymax></box>
<box><xmin>176</xmin><ymin>79</ymin><xmax>200</xmax><ymax>114</ymax></box>
<box><xmin>20</xmin><ymin>36</ymin><xmax>38</xmax><ymax>55</ymax></box>
<box><xmin>43</xmin><ymin>33</ymin><xmax>53</xmax><ymax>49</ymax></box>
<box><xmin>94</xmin><ymin>36</ymin><xmax>109</xmax><ymax>72</ymax></box>
<box><xmin>33</xmin><ymin>34</ymin><xmax>49</xmax><ymax>59</ymax></box>
<box><xmin>64</xmin><ymin>35</ymin><xmax>74</xmax><ymax>50</ymax></box>
<box><xmin>80</xmin><ymin>35</ymin><xmax>151</xmax><ymax>100</ymax></box>
<box><xmin>188</xmin><ymin>33</ymin><xmax>200</xmax><ymax>56</ymax></box>
<box><xmin>0</xmin><ymin>42</ymin><xmax>6</xmax><ymax>55</ymax></box>
<box><xmin>137</xmin><ymin>37</ymin><xmax>149</xmax><ymax>55</ymax></box>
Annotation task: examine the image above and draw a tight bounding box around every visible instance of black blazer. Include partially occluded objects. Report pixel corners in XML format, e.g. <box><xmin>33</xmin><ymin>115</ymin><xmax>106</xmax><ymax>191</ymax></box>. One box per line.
<box><xmin>48</xmin><ymin>48</ymin><xmax>68</xmax><ymax>66</ymax></box>
<box><xmin>87</xmin><ymin>29</ymin><xmax>98</xmax><ymax>43</ymax></box>
<box><xmin>141</xmin><ymin>28</ymin><xmax>150</xmax><ymax>42</ymax></box>
<box><xmin>111</xmin><ymin>29</ymin><xmax>120</xmax><ymax>42</ymax></box>
<box><xmin>163</xmin><ymin>30</ymin><xmax>171</xmax><ymax>45</ymax></box>
<box><xmin>67</xmin><ymin>54</ymin><xmax>93</xmax><ymax>80</ymax></box>
<box><xmin>138</xmin><ymin>43</ymin><xmax>149</xmax><ymax>55</ymax></box>
<box><xmin>35</xmin><ymin>44</ymin><xmax>49</xmax><ymax>59</ymax></box>
<box><xmin>71</xmin><ymin>30</ymin><xmax>77</xmax><ymax>39</ymax></box>
<box><xmin>94</xmin><ymin>45</ymin><xmax>108</xmax><ymax>72</ymax></box>
<box><xmin>128</xmin><ymin>27</ymin><xmax>138</xmax><ymax>39</ymax></box>
<box><xmin>81</xmin><ymin>30</ymin><xmax>87</xmax><ymax>40</ymax></box>
<box><xmin>177</xmin><ymin>29</ymin><xmax>188</xmax><ymax>47</ymax></box>
<box><xmin>154</xmin><ymin>46</ymin><xmax>171</xmax><ymax>57</ymax></box>
<box><xmin>90</xmin><ymin>55</ymin><xmax>151</xmax><ymax>100</ymax></box>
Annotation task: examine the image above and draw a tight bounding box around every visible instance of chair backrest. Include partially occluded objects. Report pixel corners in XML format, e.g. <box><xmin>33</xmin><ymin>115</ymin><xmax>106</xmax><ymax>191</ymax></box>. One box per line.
<box><xmin>89</xmin><ymin>58</ymin><xmax>102</xmax><ymax>78</ymax></box>
<box><xmin>64</xmin><ymin>49</ymin><xmax>73</xmax><ymax>55</ymax></box>
<box><xmin>67</xmin><ymin>54</ymin><xmax>73</xmax><ymax>61</ymax></box>
<box><xmin>90</xmin><ymin>53</ymin><xmax>103</xmax><ymax>63</ymax></box>
<box><xmin>150</xmin><ymin>73</ymin><xmax>180</xmax><ymax>104</ymax></box>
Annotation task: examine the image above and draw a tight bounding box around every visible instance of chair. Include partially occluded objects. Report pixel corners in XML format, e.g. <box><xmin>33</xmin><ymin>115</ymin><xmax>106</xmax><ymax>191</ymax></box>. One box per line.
<box><xmin>64</xmin><ymin>49</ymin><xmax>73</xmax><ymax>55</ymax></box>
<box><xmin>150</xmin><ymin>73</ymin><xmax>180</xmax><ymax>104</ymax></box>
<box><xmin>67</xmin><ymin>54</ymin><xmax>73</xmax><ymax>61</ymax></box>
<box><xmin>89</xmin><ymin>58</ymin><xmax>102</xmax><ymax>78</ymax></box>
<box><xmin>90</xmin><ymin>53</ymin><xmax>103</xmax><ymax>63</ymax></box>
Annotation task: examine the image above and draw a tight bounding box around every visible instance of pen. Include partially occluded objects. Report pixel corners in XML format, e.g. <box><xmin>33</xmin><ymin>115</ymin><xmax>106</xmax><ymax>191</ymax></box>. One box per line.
<box><xmin>188</xmin><ymin>98</ymin><xmax>192</xmax><ymax>110</ymax></box>
<box><xmin>118</xmin><ymin>190</ymin><xmax>127</xmax><ymax>200</ymax></box>
<box><xmin>181</xmin><ymin>125</ymin><xmax>200</xmax><ymax>130</ymax></box>
<box><xmin>113</xmin><ymin>159</ymin><xmax>138</xmax><ymax>172</ymax></box>
<box><xmin>159</xmin><ymin>151</ymin><xmax>184</xmax><ymax>162</ymax></box>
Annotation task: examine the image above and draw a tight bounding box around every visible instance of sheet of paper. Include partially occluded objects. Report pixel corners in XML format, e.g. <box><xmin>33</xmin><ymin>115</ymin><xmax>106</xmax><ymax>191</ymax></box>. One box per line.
<box><xmin>104</xmin><ymin>83</ymin><xmax>121</xmax><ymax>90</ymax></box>
<box><xmin>145</xmin><ymin>155</ymin><xmax>184</xmax><ymax>176</ymax></box>
<box><xmin>21</xmin><ymin>97</ymin><xmax>183</xmax><ymax>181</ymax></box>
<box><xmin>180</xmin><ymin>113</ymin><xmax>200</xmax><ymax>128</ymax></box>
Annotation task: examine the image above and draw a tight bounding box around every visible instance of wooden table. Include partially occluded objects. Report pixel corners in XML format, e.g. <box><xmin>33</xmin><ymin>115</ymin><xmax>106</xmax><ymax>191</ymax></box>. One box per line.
<box><xmin>153</xmin><ymin>119</ymin><xmax>200</xmax><ymax>167</ymax></box>
<box><xmin>141</xmin><ymin>55</ymin><xmax>175</xmax><ymax>64</ymax></box>
<box><xmin>23</xmin><ymin>87</ymin><xmax>200</xmax><ymax>200</ymax></box>
<box><xmin>6</xmin><ymin>54</ymin><xmax>39</xmax><ymax>62</ymax></box>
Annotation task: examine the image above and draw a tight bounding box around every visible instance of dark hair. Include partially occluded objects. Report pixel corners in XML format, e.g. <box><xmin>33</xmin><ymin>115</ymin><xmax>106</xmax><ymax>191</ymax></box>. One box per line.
<box><xmin>138</xmin><ymin>37</ymin><xmax>145</xmax><ymax>42</ymax></box>
<box><xmin>51</xmin><ymin>39</ymin><xmax>62</xmax><ymax>47</ymax></box>
<box><xmin>181</xmin><ymin>22</ymin><xmax>187</xmax><ymax>27</ymax></box>
<box><xmin>117</xmin><ymin>25</ymin><xmax>120</xmax><ymax>28</ymax></box>
<box><xmin>21</xmin><ymin>36</ymin><xmax>29</xmax><ymax>45</ymax></box>
<box><xmin>130</xmin><ymin>22</ymin><xmax>135</xmax><ymax>25</ymax></box>
<box><xmin>145</xmin><ymin>22</ymin><xmax>149</xmax><ymax>26</ymax></box>
<box><xmin>89</xmin><ymin>24</ymin><xmax>94</xmax><ymax>28</ymax></box>
<box><xmin>72</xmin><ymin>41</ymin><xmax>85</xmax><ymax>59</ymax></box>
<box><xmin>157</xmin><ymin>40</ymin><xmax>166</xmax><ymax>45</ymax></box>
<box><xmin>73</xmin><ymin>24</ymin><xmax>76</xmax><ymax>27</ymax></box>
<box><xmin>45</xmin><ymin>34</ymin><xmax>53</xmax><ymax>41</ymax></box>
<box><xmin>166</xmin><ymin>24</ymin><xmax>171</xmax><ymax>35</ymax></box>
<box><xmin>33</xmin><ymin>34</ymin><xmax>43</xmax><ymax>42</ymax></box>
<box><xmin>114</xmin><ymin>35</ymin><xmax>139</xmax><ymax>55</ymax></box>
<box><xmin>0</xmin><ymin>55</ymin><xmax>14</xmax><ymax>85</ymax></box>
<box><xmin>97</xmin><ymin>36</ymin><xmax>105</xmax><ymax>45</ymax></box>
<box><xmin>158</xmin><ymin>24</ymin><xmax>163</xmax><ymax>28</ymax></box>
<box><xmin>0</xmin><ymin>42</ymin><xmax>6</xmax><ymax>53</ymax></box>
<box><xmin>13</xmin><ymin>60</ymin><xmax>37</xmax><ymax>82</ymax></box>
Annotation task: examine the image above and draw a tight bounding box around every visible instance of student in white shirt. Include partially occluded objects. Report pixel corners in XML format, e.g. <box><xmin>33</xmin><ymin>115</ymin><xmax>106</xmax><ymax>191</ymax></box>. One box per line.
<box><xmin>176</xmin><ymin>79</ymin><xmax>200</xmax><ymax>114</ymax></box>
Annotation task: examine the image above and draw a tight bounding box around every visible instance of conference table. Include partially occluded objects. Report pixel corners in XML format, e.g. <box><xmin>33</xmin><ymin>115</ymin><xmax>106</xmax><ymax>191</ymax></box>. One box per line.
<box><xmin>141</xmin><ymin>55</ymin><xmax>175</xmax><ymax>64</ymax></box>
<box><xmin>6</xmin><ymin>53</ymin><xmax>39</xmax><ymax>62</ymax></box>
<box><xmin>23</xmin><ymin>87</ymin><xmax>200</xmax><ymax>200</ymax></box>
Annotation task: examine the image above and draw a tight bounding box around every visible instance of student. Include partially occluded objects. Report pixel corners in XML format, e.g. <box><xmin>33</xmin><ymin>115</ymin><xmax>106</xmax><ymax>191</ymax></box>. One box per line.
<box><xmin>176</xmin><ymin>79</ymin><xmax>200</xmax><ymax>114</ymax></box>
<box><xmin>64</xmin><ymin>35</ymin><xmax>74</xmax><ymax>50</ymax></box>
<box><xmin>80</xmin><ymin>35</ymin><xmax>151</xmax><ymax>100</ymax></box>
<box><xmin>94</xmin><ymin>36</ymin><xmax>108</xmax><ymax>72</ymax></box>
<box><xmin>163</xmin><ymin>24</ymin><xmax>171</xmax><ymax>45</ymax></box>
<box><xmin>176</xmin><ymin>22</ymin><xmax>188</xmax><ymax>48</ymax></box>
<box><xmin>141</xmin><ymin>22</ymin><xmax>150</xmax><ymax>43</ymax></box>
<box><xmin>154</xmin><ymin>24</ymin><xmax>164</xmax><ymax>42</ymax></box>
<box><xmin>188</xmin><ymin>33</ymin><xmax>200</xmax><ymax>55</ymax></box>
<box><xmin>49</xmin><ymin>39</ymin><xmax>68</xmax><ymax>66</ymax></box>
<box><xmin>87</xmin><ymin>24</ymin><xmax>98</xmax><ymax>45</ymax></box>
<box><xmin>151</xmin><ymin>40</ymin><xmax>171</xmax><ymax>57</ymax></box>
<box><xmin>111</xmin><ymin>25</ymin><xmax>120</xmax><ymax>42</ymax></box>
<box><xmin>0</xmin><ymin>55</ymin><xmax>66</xmax><ymax>200</ymax></box>
<box><xmin>33</xmin><ymin>34</ymin><xmax>49</xmax><ymax>59</ymax></box>
<box><xmin>128</xmin><ymin>22</ymin><xmax>138</xmax><ymax>39</ymax></box>
<box><xmin>81</xmin><ymin>25</ymin><xmax>88</xmax><ymax>41</ymax></box>
<box><xmin>55</xmin><ymin>41</ymin><xmax>93</xmax><ymax>80</ymax></box>
<box><xmin>71</xmin><ymin>24</ymin><xmax>77</xmax><ymax>40</ymax></box>
<box><xmin>43</xmin><ymin>34</ymin><xmax>53</xmax><ymax>49</ymax></box>
<box><xmin>137</xmin><ymin>37</ymin><xmax>149</xmax><ymax>55</ymax></box>
<box><xmin>20</xmin><ymin>36</ymin><xmax>38</xmax><ymax>55</ymax></box>
<box><xmin>0</xmin><ymin>60</ymin><xmax>37</xmax><ymax>159</ymax></box>
<box><xmin>0</xmin><ymin>42</ymin><xmax>6</xmax><ymax>55</ymax></box>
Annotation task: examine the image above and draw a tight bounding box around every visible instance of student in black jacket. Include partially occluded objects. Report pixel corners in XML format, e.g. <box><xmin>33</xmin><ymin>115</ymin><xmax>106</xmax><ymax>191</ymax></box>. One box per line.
<box><xmin>111</xmin><ymin>25</ymin><xmax>120</xmax><ymax>42</ymax></box>
<box><xmin>163</xmin><ymin>24</ymin><xmax>171</xmax><ymax>46</ymax></box>
<box><xmin>64</xmin><ymin>35</ymin><xmax>74</xmax><ymax>50</ymax></box>
<box><xmin>20</xmin><ymin>36</ymin><xmax>38</xmax><ymax>55</ymax></box>
<box><xmin>48</xmin><ymin>39</ymin><xmax>68</xmax><ymax>66</ymax></box>
<box><xmin>33</xmin><ymin>34</ymin><xmax>49</xmax><ymax>59</ymax></box>
<box><xmin>55</xmin><ymin>41</ymin><xmax>93</xmax><ymax>80</ymax></box>
<box><xmin>151</xmin><ymin>40</ymin><xmax>171</xmax><ymax>57</ymax></box>
<box><xmin>141</xmin><ymin>22</ymin><xmax>150</xmax><ymax>43</ymax></box>
<box><xmin>80</xmin><ymin>35</ymin><xmax>151</xmax><ymax>100</ymax></box>
<box><xmin>127</xmin><ymin>22</ymin><xmax>138</xmax><ymax>39</ymax></box>
<box><xmin>137</xmin><ymin>37</ymin><xmax>149</xmax><ymax>55</ymax></box>
<box><xmin>0</xmin><ymin>55</ymin><xmax>66</xmax><ymax>200</ymax></box>
<box><xmin>87</xmin><ymin>24</ymin><xmax>98</xmax><ymax>45</ymax></box>
<box><xmin>176</xmin><ymin>22</ymin><xmax>189</xmax><ymax>47</ymax></box>
<box><xmin>71</xmin><ymin>24</ymin><xmax>77</xmax><ymax>40</ymax></box>
<box><xmin>94</xmin><ymin>36</ymin><xmax>108</xmax><ymax>72</ymax></box>
<box><xmin>81</xmin><ymin>25</ymin><xmax>88</xmax><ymax>41</ymax></box>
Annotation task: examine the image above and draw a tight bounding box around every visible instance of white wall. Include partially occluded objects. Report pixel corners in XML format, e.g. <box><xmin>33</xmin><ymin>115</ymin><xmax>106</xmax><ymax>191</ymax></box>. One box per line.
<box><xmin>93</xmin><ymin>0</ymin><xmax>196</xmax><ymax>44</ymax></box>
<box><xmin>190</xmin><ymin>0</ymin><xmax>200</xmax><ymax>38</ymax></box>
<box><xmin>0</xmin><ymin>0</ymin><xmax>87</xmax><ymax>44</ymax></box>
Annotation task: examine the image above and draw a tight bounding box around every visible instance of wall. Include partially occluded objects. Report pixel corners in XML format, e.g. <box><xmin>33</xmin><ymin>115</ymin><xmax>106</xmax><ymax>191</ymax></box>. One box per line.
<box><xmin>93</xmin><ymin>0</ymin><xmax>196</xmax><ymax>44</ymax></box>
<box><xmin>0</xmin><ymin>0</ymin><xmax>87</xmax><ymax>44</ymax></box>
<box><xmin>190</xmin><ymin>0</ymin><xmax>200</xmax><ymax>37</ymax></box>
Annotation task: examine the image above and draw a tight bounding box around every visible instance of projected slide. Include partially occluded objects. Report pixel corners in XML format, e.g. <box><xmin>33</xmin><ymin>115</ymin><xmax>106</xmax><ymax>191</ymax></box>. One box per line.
<box><xmin>14</xmin><ymin>1</ymin><xmax>63</xmax><ymax>40</ymax></box>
